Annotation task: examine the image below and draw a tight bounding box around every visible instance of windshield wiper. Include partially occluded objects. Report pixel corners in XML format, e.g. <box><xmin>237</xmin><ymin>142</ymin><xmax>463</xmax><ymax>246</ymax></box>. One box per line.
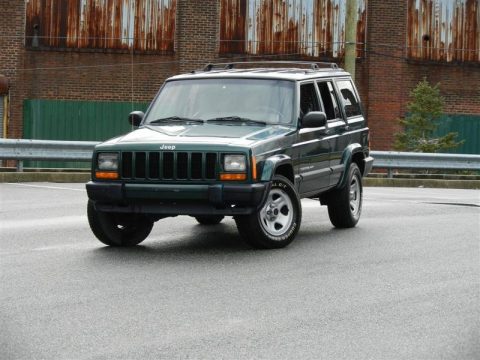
<box><xmin>148</xmin><ymin>116</ymin><xmax>204</xmax><ymax>125</ymax></box>
<box><xmin>206</xmin><ymin>116</ymin><xmax>266</xmax><ymax>126</ymax></box>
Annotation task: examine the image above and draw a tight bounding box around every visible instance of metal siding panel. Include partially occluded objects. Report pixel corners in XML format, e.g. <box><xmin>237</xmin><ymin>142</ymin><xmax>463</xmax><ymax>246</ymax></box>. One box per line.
<box><xmin>434</xmin><ymin>114</ymin><xmax>480</xmax><ymax>154</ymax></box>
<box><xmin>408</xmin><ymin>0</ymin><xmax>479</xmax><ymax>62</ymax></box>
<box><xmin>25</xmin><ymin>0</ymin><xmax>176</xmax><ymax>52</ymax></box>
<box><xmin>22</xmin><ymin>100</ymin><xmax>149</xmax><ymax>168</ymax></box>
<box><xmin>220</xmin><ymin>0</ymin><xmax>367</xmax><ymax>58</ymax></box>
<box><xmin>220</xmin><ymin>0</ymin><xmax>247</xmax><ymax>53</ymax></box>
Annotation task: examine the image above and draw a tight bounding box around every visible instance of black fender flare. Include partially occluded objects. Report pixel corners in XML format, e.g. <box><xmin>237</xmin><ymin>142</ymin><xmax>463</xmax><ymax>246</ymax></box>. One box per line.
<box><xmin>256</xmin><ymin>154</ymin><xmax>294</xmax><ymax>210</ymax></box>
<box><xmin>336</xmin><ymin>143</ymin><xmax>364</xmax><ymax>189</ymax></box>
<box><xmin>259</xmin><ymin>154</ymin><xmax>293</xmax><ymax>182</ymax></box>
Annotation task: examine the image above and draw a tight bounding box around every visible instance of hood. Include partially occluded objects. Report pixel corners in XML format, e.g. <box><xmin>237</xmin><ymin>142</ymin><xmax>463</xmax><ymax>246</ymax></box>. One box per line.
<box><xmin>101</xmin><ymin>123</ymin><xmax>295</xmax><ymax>148</ymax></box>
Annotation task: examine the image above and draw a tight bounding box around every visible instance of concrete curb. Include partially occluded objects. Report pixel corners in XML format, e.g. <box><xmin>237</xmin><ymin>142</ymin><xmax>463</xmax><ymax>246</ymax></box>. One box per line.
<box><xmin>1</xmin><ymin>172</ymin><xmax>479</xmax><ymax>189</ymax></box>
<box><xmin>364</xmin><ymin>177</ymin><xmax>480</xmax><ymax>189</ymax></box>
<box><xmin>0</xmin><ymin>172</ymin><xmax>91</xmax><ymax>183</ymax></box>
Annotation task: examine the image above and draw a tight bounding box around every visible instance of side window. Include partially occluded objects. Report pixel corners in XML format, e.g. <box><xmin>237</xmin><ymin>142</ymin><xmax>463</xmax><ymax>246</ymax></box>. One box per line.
<box><xmin>317</xmin><ymin>81</ymin><xmax>341</xmax><ymax>121</ymax></box>
<box><xmin>336</xmin><ymin>80</ymin><xmax>362</xmax><ymax>118</ymax></box>
<box><xmin>300</xmin><ymin>83</ymin><xmax>320</xmax><ymax>115</ymax></box>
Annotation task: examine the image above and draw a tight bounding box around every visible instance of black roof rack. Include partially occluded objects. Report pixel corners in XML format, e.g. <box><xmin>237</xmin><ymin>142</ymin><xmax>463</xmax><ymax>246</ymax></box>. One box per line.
<box><xmin>201</xmin><ymin>61</ymin><xmax>339</xmax><ymax>72</ymax></box>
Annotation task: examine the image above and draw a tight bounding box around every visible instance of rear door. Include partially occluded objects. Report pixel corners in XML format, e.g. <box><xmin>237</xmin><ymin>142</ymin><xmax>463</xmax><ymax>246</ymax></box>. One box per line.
<box><xmin>316</xmin><ymin>80</ymin><xmax>349</xmax><ymax>186</ymax></box>
<box><xmin>330</xmin><ymin>79</ymin><xmax>365</xmax><ymax>185</ymax></box>
<box><xmin>295</xmin><ymin>82</ymin><xmax>330</xmax><ymax>195</ymax></box>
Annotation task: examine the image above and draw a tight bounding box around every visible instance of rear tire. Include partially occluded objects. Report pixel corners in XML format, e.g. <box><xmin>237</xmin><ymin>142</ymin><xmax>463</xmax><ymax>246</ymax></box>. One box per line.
<box><xmin>327</xmin><ymin>163</ymin><xmax>363</xmax><ymax>228</ymax></box>
<box><xmin>87</xmin><ymin>200</ymin><xmax>153</xmax><ymax>246</ymax></box>
<box><xmin>195</xmin><ymin>215</ymin><xmax>224</xmax><ymax>225</ymax></box>
<box><xmin>235</xmin><ymin>175</ymin><xmax>301</xmax><ymax>249</ymax></box>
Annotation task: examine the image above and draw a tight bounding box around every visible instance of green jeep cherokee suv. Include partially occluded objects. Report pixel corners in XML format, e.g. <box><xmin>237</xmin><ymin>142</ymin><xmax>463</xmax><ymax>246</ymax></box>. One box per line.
<box><xmin>86</xmin><ymin>61</ymin><xmax>373</xmax><ymax>249</ymax></box>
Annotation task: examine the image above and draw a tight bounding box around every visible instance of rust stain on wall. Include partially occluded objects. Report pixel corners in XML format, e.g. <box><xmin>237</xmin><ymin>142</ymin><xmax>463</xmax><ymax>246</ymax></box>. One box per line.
<box><xmin>25</xmin><ymin>0</ymin><xmax>176</xmax><ymax>52</ymax></box>
<box><xmin>220</xmin><ymin>0</ymin><xmax>367</xmax><ymax>58</ymax></box>
<box><xmin>220</xmin><ymin>0</ymin><xmax>247</xmax><ymax>53</ymax></box>
<box><xmin>408</xmin><ymin>0</ymin><xmax>479</xmax><ymax>62</ymax></box>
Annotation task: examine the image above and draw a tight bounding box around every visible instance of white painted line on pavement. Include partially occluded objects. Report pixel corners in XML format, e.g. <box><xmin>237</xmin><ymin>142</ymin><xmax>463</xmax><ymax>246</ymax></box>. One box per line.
<box><xmin>6</xmin><ymin>183</ymin><xmax>85</xmax><ymax>192</ymax></box>
<box><xmin>1</xmin><ymin>215</ymin><xmax>86</xmax><ymax>231</ymax></box>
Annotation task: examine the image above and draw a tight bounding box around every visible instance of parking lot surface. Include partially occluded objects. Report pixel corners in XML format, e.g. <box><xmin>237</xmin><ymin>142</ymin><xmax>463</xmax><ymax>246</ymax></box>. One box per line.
<box><xmin>1</xmin><ymin>183</ymin><xmax>479</xmax><ymax>359</ymax></box>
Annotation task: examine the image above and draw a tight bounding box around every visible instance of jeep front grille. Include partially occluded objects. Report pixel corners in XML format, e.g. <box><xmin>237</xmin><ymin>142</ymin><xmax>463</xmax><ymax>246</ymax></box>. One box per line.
<box><xmin>121</xmin><ymin>151</ymin><xmax>218</xmax><ymax>181</ymax></box>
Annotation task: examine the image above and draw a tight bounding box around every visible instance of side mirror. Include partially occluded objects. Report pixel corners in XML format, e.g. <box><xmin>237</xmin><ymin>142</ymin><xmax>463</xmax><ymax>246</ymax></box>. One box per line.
<box><xmin>301</xmin><ymin>111</ymin><xmax>327</xmax><ymax>128</ymax></box>
<box><xmin>128</xmin><ymin>111</ymin><xmax>144</xmax><ymax>127</ymax></box>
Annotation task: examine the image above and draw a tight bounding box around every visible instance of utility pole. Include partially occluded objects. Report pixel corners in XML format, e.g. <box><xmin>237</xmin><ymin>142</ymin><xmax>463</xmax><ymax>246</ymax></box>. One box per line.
<box><xmin>345</xmin><ymin>0</ymin><xmax>357</xmax><ymax>80</ymax></box>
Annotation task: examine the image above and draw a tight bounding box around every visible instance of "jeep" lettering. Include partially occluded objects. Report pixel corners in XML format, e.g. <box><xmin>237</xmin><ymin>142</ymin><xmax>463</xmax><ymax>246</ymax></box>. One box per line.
<box><xmin>160</xmin><ymin>144</ymin><xmax>176</xmax><ymax>150</ymax></box>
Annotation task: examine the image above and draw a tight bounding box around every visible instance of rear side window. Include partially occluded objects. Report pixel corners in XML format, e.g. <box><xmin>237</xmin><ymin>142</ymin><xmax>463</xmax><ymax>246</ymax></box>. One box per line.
<box><xmin>336</xmin><ymin>80</ymin><xmax>362</xmax><ymax>118</ymax></box>
<box><xmin>317</xmin><ymin>81</ymin><xmax>341</xmax><ymax>121</ymax></box>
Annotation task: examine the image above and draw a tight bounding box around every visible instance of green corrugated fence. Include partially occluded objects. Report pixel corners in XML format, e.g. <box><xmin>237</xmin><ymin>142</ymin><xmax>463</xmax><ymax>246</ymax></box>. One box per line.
<box><xmin>434</xmin><ymin>114</ymin><xmax>480</xmax><ymax>155</ymax></box>
<box><xmin>22</xmin><ymin>100</ymin><xmax>480</xmax><ymax>168</ymax></box>
<box><xmin>23</xmin><ymin>99</ymin><xmax>150</xmax><ymax>168</ymax></box>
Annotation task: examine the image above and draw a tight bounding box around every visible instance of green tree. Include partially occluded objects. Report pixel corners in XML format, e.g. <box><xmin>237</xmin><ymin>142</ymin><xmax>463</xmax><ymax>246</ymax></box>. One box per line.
<box><xmin>394</xmin><ymin>79</ymin><xmax>463</xmax><ymax>153</ymax></box>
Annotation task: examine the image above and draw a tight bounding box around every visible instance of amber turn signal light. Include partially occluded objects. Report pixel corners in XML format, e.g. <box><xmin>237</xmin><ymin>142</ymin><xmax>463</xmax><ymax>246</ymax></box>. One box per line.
<box><xmin>220</xmin><ymin>173</ymin><xmax>247</xmax><ymax>181</ymax></box>
<box><xmin>95</xmin><ymin>171</ymin><xmax>119</xmax><ymax>180</ymax></box>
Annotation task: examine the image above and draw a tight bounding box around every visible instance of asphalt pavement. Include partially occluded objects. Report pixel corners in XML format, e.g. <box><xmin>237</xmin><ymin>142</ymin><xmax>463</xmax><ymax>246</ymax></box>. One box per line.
<box><xmin>1</xmin><ymin>183</ymin><xmax>479</xmax><ymax>359</ymax></box>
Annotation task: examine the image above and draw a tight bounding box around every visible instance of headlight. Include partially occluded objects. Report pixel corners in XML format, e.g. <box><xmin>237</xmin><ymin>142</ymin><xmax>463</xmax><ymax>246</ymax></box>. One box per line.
<box><xmin>97</xmin><ymin>153</ymin><xmax>119</xmax><ymax>171</ymax></box>
<box><xmin>224</xmin><ymin>154</ymin><xmax>246</xmax><ymax>172</ymax></box>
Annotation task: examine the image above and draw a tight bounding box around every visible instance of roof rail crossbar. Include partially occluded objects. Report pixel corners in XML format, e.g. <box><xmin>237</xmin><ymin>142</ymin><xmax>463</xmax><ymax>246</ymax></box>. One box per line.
<box><xmin>202</xmin><ymin>61</ymin><xmax>338</xmax><ymax>72</ymax></box>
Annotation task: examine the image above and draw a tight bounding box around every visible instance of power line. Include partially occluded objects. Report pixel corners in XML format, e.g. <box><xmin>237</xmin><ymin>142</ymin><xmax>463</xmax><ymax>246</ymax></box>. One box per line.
<box><xmin>1</xmin><ymin>42</ymin><xmax>478</xmax><ymax>73</ymax></box>
<box><xmin>0</xmin><ymin>52</ymin><xmax>313</xmax><ymax>73</ymax></box>
<box><xmin>1</xmin><ymin>33</ymin><xmax>479</xmax><ymax>53</ymax></box>
<box><xmin>7</xmin><ymin>59</ymin><xmax>182</xmax><ymax>72</ymax></box>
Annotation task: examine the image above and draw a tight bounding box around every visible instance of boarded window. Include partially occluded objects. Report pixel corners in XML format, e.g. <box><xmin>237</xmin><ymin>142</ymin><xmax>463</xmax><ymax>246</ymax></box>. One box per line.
<box><xmin>220</xmin><ymin>0</ymin><xmax>367</xmax><ymax>58</ymax></box>
<box><xmin>25</xmin><ymin>0</ymin><xmax>176</xmax><ymax>52</ymax></box>
<box><xmin>407</xmin><ymin>0</ymin><xmax>479</xmax><ymax>62</ymax></box>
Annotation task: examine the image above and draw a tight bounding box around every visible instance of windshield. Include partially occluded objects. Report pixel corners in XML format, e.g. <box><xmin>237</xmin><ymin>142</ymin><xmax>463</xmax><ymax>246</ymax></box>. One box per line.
<box><xmin>145</xmin><ymin>78</ymin><xmax>295</xmax><ymax>125</ymax></box>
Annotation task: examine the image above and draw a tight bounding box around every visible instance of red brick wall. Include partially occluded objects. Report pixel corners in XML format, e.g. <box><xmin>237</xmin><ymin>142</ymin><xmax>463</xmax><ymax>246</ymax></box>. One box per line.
<box><xmin>365</xmin><ymin>0</ymin><xmax>409</xmax><ymax>150</ymax></box>
<box><xmin>176</xmin><ymin>0</ymin><xmax>220</xmax><ymax>72</ymax></box>
<box><xmin>0</xmin><ymin>0</ymin><xmax>478</xmax><ymax>149</ymax></box>
<box><xmin>0</xmin><ymin>0</ymin><xmax>26</xmax><ymax>139</ymax></box>
<box><xmin>20</xmin><ymin>52</ymin><xmax>177</xmax><ymax>103</ymax></box>
<box><xmin>366</xmin><ymin>0</ymin><xmax>480</xmax><ymax>150</ymax></box>
<box><xmin>403</xmin><ymin>61</ymin><xmax>480</xmax><ymax>115</ymax></box>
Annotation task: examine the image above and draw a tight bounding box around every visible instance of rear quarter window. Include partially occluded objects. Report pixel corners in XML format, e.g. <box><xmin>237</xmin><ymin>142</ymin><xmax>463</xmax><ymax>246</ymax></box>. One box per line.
<box><xmin>336</xmin><ymin>80</ymin><xmax>362</xmax><ymax>118</ymax></box>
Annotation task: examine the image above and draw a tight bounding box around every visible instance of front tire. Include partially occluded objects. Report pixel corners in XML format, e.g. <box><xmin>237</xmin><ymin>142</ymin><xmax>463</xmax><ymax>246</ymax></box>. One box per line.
<box><xmin>326</xmin><ymin>163</ymin><xmax>363</xmax><ymax>228</ymax></box>
<box><xmin>87</xmin><ymin>200</ymin><xmax>153</xmax><ymax>246</ymax></box>
<box><xmin>235</xmin><ymin>175</ymin><xmax>301</xmax><ymax>249</ymax></box>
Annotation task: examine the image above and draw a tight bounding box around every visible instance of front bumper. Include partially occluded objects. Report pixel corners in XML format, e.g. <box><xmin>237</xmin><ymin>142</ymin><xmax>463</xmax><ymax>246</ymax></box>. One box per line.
<box><xmin>86</xmin><ymin>181</ymin><xmax>268</xmax><ymax>216</ymax></box>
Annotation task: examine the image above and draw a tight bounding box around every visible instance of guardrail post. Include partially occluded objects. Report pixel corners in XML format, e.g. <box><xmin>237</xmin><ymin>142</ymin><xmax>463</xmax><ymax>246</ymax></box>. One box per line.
<box><xmin>387</xmin><ymin>169</ymin><xmax>393</xmax><ymax>179</ymax></box>
<box><xmin>16</xmin><ymin>160</ymin><xmax>24</xmax><ymax>172</ymax></box>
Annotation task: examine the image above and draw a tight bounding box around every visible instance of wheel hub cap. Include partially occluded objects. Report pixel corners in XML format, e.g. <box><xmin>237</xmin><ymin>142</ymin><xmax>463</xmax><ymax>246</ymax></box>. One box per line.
<box><xmin>349</xmin><ymin>176</ymin><xmax>361</xmax><ymax>217</ymax></box>
<box><xmin>259</xmin><ymin>188</ymin><xmax>294</xmax><ymax>237</ymax></box>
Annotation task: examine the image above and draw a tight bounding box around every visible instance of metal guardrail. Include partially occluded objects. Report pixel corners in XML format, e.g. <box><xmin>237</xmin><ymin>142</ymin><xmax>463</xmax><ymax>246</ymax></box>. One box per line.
<box><xmin>372</xmin><ymin>151</ymin><xmax>480</xmax><ymax>178</ymax></box>
<box><xmin>1</xmin><ymin>139</ymin><xmax>479</xmax><ymax>175</ymax></box>
<box><xmin>0</xmin><ymin>139</ymin><xmax>99</xmax><ymax>171</ymax></box>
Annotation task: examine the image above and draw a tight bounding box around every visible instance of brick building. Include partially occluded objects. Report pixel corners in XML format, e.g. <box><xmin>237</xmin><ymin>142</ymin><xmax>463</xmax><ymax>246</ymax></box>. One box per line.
<box><xmin>0</xmin><ymin>0</ymin><xmax>479</xmax><ymax>154</ymax></box>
